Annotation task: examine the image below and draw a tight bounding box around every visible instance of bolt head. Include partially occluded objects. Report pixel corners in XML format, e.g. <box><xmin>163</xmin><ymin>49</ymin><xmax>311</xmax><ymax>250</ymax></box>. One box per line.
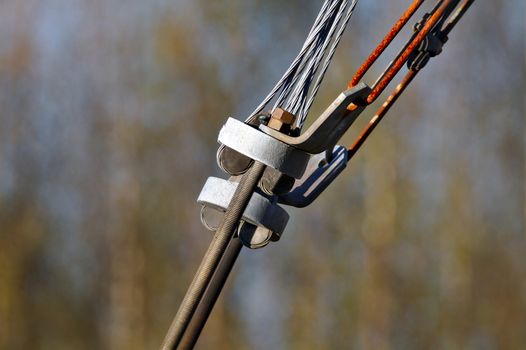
<box><xmin>268</xmin><ymin>108</ymin><xmax>296</xmax><ymax>133</ymax></box>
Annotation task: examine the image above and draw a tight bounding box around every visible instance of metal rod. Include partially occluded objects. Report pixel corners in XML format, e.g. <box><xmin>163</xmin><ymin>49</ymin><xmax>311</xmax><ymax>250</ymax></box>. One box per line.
<box><xmin>369</xmin><ymin>0</ymin><xmax>443</xmax><ymax>92</ymax></box>
<box><xmin>161</xmin><ymin>162</ymin><xmax>266</xmax><ymax>350</ymax></box>
<box><xmin>178</xmin><ymin>238</ymin><xmax>244</xmax><ymax>350</ymax></box>
<box><xmin>349</xmin><ymin>0</ymin><xmax>425</xmax><ymax>88</ymax></box>
<box><xmin>366</xmin><ymin>0</ymin><xmax>453</xmax><ymax>104</ymax></box>
<box><xmin>434</xmin><ymin>0</ymin><xmax>463</xmax><ymax>30</ymax></box>
<box><xmin>441</xmin><ymin>0</ymin><xmax>475</xmax><ymax>35</ymax></box>
<box><xmin>348</xmin><ymin>70</ymin><xmax>417</xmax><ymax>158</ymax></box>
<box><xmin>347</xmin><ymin>0</ymin><xmax>473</xmax><ymax>157</ymax></box>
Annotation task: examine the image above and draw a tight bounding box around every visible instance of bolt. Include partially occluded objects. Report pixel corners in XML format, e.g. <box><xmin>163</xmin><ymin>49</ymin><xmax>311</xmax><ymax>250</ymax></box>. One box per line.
<box><xmin>268</xmin><ymin>108</ymin><xmax>296</xmax><ymax>134</ymax></box>
<box><xmin>258</xmin><ymin>114</ymin><xmax>271</xmax><ymax>125</ymax></box>
<box><xmin>261</xmin><ymin>108</ymin><xmax>297</xmax><ymax>195</ymax></box>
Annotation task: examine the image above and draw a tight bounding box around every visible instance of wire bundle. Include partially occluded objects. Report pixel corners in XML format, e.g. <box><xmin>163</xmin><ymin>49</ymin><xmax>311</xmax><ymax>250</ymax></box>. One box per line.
<box><xmin>248</xmin><ymin>0</ymin><xmax>358</xmax><ymax>129</ymax></box>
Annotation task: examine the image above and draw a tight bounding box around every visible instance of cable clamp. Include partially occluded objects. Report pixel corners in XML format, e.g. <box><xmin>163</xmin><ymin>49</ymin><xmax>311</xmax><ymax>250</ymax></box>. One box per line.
<box><xmin>407</xmin><ymin>14</ymin><xmax>449</xmax><ymax>71</ymax></box>
<box><xmin>278</xmin><ymin>145</ymin><xmax>349</xmax><ymax>208</ymax></box>
<box><xmin>197</xmin><ymin>177</ymin><xmax>289</xmax><ymax>249</ymax></box>
<box><xmin>217</xmin><ymin>118</ymin><xmax>310</xmax><ymax>179</ymax></box>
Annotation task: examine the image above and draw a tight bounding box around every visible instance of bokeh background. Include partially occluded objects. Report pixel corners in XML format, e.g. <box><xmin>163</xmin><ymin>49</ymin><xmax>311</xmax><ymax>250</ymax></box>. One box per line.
<box><xmin>1</xmin><ymin>1</ymin><xmax>525</xmax><ymax>349</ymax></box>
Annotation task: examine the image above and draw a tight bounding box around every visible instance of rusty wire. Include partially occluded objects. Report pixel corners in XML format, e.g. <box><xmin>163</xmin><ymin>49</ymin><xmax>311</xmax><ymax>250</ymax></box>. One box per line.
<box><xmin>346</xmin><ymin>0</ymin><xmax>474</xmax><ymax>159</ymax></box>
<box><xmin>348</xmin><ymin>70</ymin><xmax>417</xmax><ymax>158</ymax></box>
<box><xmin>345</xmin><ymin>0</ymin><xmax>461</xmax><ymax>106</ymax></box>
<box><xmin>349</xmin><ymin>0</ymin><xmax>425</xmax><ymax>88</ymax></box>
<box><xmin>365</xmin><ymin>0</ymin><xmax>454</xmax><ymax>104</ymax></box>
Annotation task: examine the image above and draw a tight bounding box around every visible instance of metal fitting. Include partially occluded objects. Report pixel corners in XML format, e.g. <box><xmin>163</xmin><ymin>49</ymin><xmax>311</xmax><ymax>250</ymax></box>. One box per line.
<box><xmin>259</xmin><ymin>83</ymin><xmax>371</xmax><ymax>154</ymax></box>
<box><xmin>217</xmin><ymin>118</ymin><xmax>310</xmax><ymax>179</ymax></box>
<box><xmin>258</xmin><ymin>108</ymin><xmax>297</xmax><ymax>195</ymax></box>
<box><xmin>259</xmin><ymin>166</ymin><xmax>295</xmax><ymax>196</ymax></box>
<box><xmin>237</xmin><ymin>221</ymin><xmax>279</xmax><ymax>250</ymax></box>
<box><xmin>279</xmin><ymin>145</ymin><xmax>349</xmax><ymax>208</ymax></box>
<box><xmin>216</xmin><ymin>145</ymin><xmax>254</xmax><ymax>176</ymax></box>
<box><xmin>197</xmin><ymin>177</ymin><xmax>289</xmax><ymax>248</ymax></box>
<box><xmin>268</xmin><ymin>107</ymin><xmax>296</xmax><ymax>134</ymax></box>
<box><xmin>407</xmin><ymin>14</ymin><xmax>448</xmax><ymax>72</ymax></box>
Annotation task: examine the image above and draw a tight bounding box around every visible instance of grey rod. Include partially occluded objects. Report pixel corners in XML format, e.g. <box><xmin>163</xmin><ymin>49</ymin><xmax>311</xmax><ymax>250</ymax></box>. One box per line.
<box><xmin>161</xmin><ymin>161</ymin><xmax>266</xmax><ymax>350</ymax></box>
<box><xmin>178</xmin><ymin>238</ymin><xmax>243</xmax><ymax>350</ymax></box>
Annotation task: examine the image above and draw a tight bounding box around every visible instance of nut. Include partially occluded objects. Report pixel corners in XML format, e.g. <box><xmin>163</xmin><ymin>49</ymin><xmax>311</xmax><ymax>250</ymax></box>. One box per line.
<box><xmin>237</xmin><ymin>221</ymin><xmax>279</xmax><ymax>249</ymax></box>
<box><xmin>268</xmin><ymin>108</ymin><xmax>296</xmax><ymax>133</ymax></box>
<box><xmin>260</xmin><ymin>167</ymin><xmax>295</xmax><ymax>196</ymax></box>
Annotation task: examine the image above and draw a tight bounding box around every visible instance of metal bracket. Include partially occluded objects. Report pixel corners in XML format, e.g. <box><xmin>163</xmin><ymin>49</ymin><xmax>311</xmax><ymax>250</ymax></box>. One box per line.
<box><xmin>197</xmin><ymin>177</ymin><xmax>289</xmax><ymax>248</ymax></box>
<box><xmin>278</xmin><ymin>145</ymin><xmax>348</xmax><ymax>208</ymax></box>
<box><xmin>218</xmin><ymin>118</ymin><xmax>311</xmax><ymax>179</ymax></box>
<box><xmin>259</xmin><ymin>83</ymin><xmax>371</xmax><ymax>154</ymax></box>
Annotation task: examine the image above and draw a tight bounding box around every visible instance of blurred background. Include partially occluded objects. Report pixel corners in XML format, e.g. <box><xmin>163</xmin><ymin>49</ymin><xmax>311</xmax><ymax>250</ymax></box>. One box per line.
<box><xmin>0</xmin><ymin>1</ymin><xmax>524</xmax><ymax>349</ymax></box>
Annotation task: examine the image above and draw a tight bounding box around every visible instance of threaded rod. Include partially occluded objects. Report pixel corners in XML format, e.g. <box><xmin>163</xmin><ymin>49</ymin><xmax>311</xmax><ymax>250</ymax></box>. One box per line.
<box><xmin>161</xmin><ymin>162</ymin><xmax>266</xmax><ymax>350</ymax></box>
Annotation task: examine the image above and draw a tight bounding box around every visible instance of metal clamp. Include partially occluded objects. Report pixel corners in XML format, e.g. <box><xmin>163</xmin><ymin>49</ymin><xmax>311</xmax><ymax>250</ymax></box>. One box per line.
<box><xmin>407</xmin><ymin>14</ymin><xmax>448</xmax><ymax>72</ymax></box>
<box><xmin>278</xmin><ymin>145</ymin><xmax>348</xmax><ymax>208</ymax></box>
<box><xmin>218</xmin><ymin>118</ymin><xmax>311</xmax><ymax>179</ymax></box>
<box><xmin>197</xmin><ymin>177</ymin><xmax>289</xmax><ymax>249</ymax></box>
<box><xmin>259</xmin><ymin>83</ymin><xmax>371</xmax><ymax>154</ymax></box>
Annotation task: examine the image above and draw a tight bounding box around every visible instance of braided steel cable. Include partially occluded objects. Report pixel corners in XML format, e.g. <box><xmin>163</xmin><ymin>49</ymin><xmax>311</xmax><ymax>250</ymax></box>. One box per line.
<box><xmin>246</xmin><ymin>0</ymin><xmax>340</xmax><ymax>122</ymax></box>
<box><xmin>286</xmin><ymin>0</ymin><xmax>354</xmax><ymax>124</ymax></box>
<box><xmin>300</xmin><ymin>1</ymin><xmax>357</xmax><ymax>125</ymax></box>
<box><xmin>247</xmin><ymin>0</ymin><xmax>358</xmax><ymax>128</ymax></box>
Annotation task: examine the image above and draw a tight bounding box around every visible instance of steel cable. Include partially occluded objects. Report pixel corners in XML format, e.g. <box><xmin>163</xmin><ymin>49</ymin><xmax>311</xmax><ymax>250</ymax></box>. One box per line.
<box><xmin>247</xmin><ymin>0</ymin><xmax>358</xmax><ymax>128</ymax></box>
